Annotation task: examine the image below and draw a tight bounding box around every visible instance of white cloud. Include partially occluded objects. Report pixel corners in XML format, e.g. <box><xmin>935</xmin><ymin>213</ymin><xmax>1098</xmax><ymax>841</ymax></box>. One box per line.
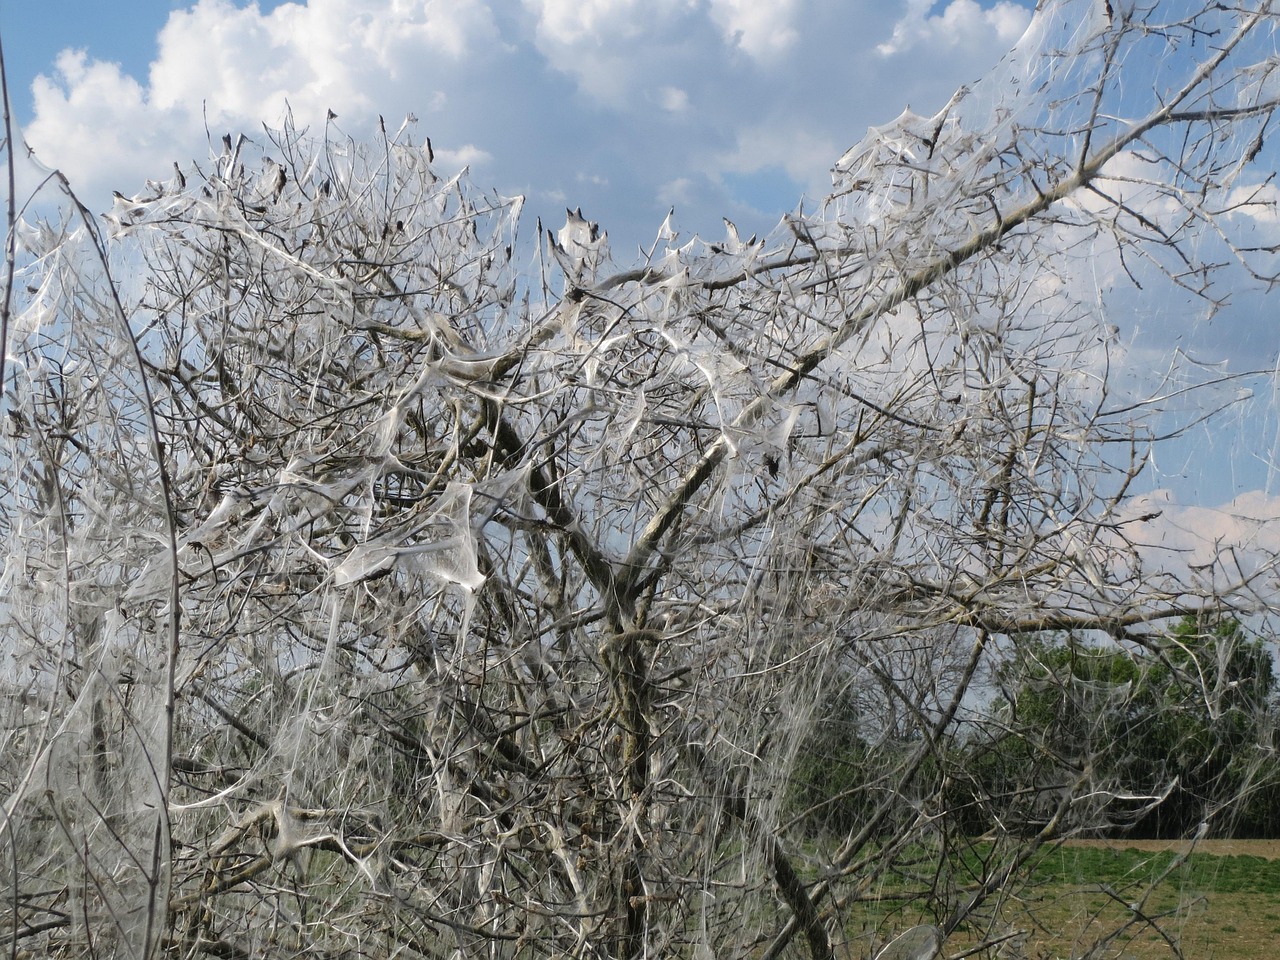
<box><xmin>1224</xmin><ymin>181</ymin><xmax>1280</xmax><ymax>226</ymax></box>
<box><xmin>146</xmin><ymin>0</ymin><xmax>369</xmax><ymax>122</ymax></box>
<box><xmin>878</xmin><ymin>0</ymin><xmax>1030</xmax><ymax>57</ymax></box>
<box><xmin>28</xmin><ymin>49</ymin><xmax>194</xmax><ymax>195</ymax></box>
<box><xmin>707</xmin><ymin>0</ymin><xmax>801</xmax><ymax>60</ymax></box>
<box><xmin>146</xmin><ymin>0</ymin><xmax>499</xmax><ymax>122</ymax></box>
<box><xmin>16</xmin><ymin>0</ymin><xmax>1033</xmax><ymax>272</ymax></box>
<box><xmin>521</xmin><ymin>0</ymin><xmax>701</xmax><ymax>105</ymax></box>
<box><xmin>435</xmin><ymin>143</ymin><xmax>493</xmax><ymax>169</ymax></box>
<box><xmin>658</xmin><ymin>86</ymin><xmax>689</xmax><ymax>112</ymax></box>
<box><xmin>658</xmin><ymin>177</ymin><xmax>695</xmax><ymax>207</ymax></box>
<box><xmin>1123</xmin><ymin>489</ymin><xmax>1280</xmax><ymax>594</ymax></box>
<box><xmin>523</xmin><ymin>0</ymin><xmax>683</xmax><ymax>47</ymax></box>
<box><xmin>23</xmin><ymin>0</ymin><xmax>507</xmax><ymax>200</ymax></box>
<box><xmin>717</xmin><ymin>121</ymin><xmax>840</xmax><ymax>198</ymax></box>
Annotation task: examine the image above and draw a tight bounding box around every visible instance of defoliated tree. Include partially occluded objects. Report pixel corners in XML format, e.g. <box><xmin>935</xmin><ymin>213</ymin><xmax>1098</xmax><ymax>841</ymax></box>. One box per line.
<box><xmin>4</xmin><ymin>3</ymin><xmax>1280</xmax><ymax>960</ymax></box>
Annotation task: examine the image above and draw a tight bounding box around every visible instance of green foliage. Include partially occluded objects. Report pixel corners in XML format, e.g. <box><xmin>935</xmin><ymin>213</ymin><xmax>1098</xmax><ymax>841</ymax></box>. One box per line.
<box><xmin>787</xmin><ymin>689</ymin><xmax>878</xmax><ymax>837</ymax></box>
<box><xmin>972</xmin><ymin>616</ymin><xmax>1280</xmax><ymax>838</ymax></box>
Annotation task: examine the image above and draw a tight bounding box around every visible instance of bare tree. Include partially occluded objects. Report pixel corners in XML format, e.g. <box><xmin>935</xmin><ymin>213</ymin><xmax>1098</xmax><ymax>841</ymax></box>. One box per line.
<box><xmin>3</xmin><ymin>2</ymin><xmax>1280</xmax><ymax>959</ymax></box>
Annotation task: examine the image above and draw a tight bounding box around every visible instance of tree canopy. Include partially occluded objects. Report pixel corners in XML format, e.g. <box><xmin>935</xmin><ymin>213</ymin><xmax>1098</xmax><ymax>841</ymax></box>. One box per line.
<box><xmin>959</xmin><ymin>617</ymin><xmax>1280</xmax><ymax>840</ymax></box>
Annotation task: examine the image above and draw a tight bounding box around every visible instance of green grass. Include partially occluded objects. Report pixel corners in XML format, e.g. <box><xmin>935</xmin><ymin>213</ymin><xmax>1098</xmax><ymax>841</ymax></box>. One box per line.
<box><xmin>824</xmin><ymin>840</ymin><xmax>1280</xmax><ymax>960</ymax></box>
<box><xmin>1024</xmin><ymin>846</ymin><xmax>1280</xmax><ymax>894</ymax></box>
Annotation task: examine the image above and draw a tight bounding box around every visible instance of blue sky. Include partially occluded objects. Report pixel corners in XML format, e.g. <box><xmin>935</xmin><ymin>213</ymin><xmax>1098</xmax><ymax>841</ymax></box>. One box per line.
<box><xmin>3</xmin><ymin>0</ymin><xmax>1280</xmax><ymax>546</ymax></box>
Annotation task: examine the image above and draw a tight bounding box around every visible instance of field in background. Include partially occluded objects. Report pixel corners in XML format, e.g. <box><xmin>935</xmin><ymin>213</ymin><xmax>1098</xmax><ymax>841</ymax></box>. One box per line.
<box><xmin>1063</xmin><ymin>838</ymin><xmax>1280</xmax><ymax>860</ymax></box>
<box><xmin>1012</xmin><ymin>840</ymin><xmax>1280</xmax><ymax>959</ymax></box>
<box><xmin>836</xmin><ymin>840</ymin><xmax>1280</xmax><ymax>959</ymax></box>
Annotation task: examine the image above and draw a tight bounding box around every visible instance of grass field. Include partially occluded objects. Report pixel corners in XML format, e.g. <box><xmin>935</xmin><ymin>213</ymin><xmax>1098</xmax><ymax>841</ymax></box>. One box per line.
<box><xmin>1013</xmin><ymin>840</ymin><xmax>1280</xmax><ymax>959</ymax></box>
<box><xmin>839</xmin><ymin>840</ymin><xmax>1280</xmax><ymax>959</ymax></box>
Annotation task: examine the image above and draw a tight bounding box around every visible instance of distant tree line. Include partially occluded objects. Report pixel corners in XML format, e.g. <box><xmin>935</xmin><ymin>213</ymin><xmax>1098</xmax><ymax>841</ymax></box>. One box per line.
<box><xmin>790</xmin><ymin>616</ymin><xmax>1280</xmax><ymax>841</ymax></box>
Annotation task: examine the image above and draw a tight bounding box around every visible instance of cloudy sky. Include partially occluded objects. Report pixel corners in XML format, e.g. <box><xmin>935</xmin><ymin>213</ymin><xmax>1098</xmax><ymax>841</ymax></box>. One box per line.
<box><xmin>4</xmin><ymin>0</ymin><xmax>1280</xmax><ymax>569</ymax></box>
<box><xmin>4</xmin><ymin>0</ymin><xmax>1032</xmax><ymax>258</ymax></box>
